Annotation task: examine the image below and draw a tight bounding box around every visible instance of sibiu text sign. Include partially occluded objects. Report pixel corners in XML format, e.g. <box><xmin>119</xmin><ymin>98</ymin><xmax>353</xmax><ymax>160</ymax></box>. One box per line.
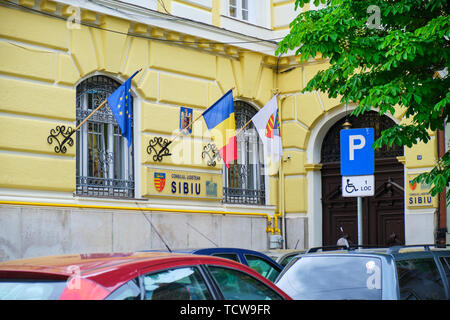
<box><xmin>144</xmin><ymin>168</ymin><xmax>223</xmax><ymax>200</ymax></box>
<box><xmin>406</xmin><ymin>173</ymin><xmax>438</xmax><ymax>208</ymax></box>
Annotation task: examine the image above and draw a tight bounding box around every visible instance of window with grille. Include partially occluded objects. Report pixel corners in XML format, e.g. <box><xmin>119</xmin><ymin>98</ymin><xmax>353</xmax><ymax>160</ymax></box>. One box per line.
<box><xmin>223</xmin><ymin>101</ymin><xmax>265</xmax><ymax>205</ymax></box>
<box><xmin>76</xmin><ymin>75</ymin><xmax>135</xmax><ymax>198</ymax></box>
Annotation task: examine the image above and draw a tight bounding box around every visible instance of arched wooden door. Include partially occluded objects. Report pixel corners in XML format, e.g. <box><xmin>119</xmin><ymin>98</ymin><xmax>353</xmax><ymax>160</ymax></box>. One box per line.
<box><xmin>321</xmin><ymin>111</ymin><xmax>405</xmax><ymax>246</ymax></box>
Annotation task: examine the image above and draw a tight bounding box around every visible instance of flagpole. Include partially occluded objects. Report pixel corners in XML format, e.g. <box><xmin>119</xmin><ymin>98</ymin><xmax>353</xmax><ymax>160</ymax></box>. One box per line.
<box><xmin>59</xmin><ymin>69</ymin><xmax>143</xmax><ymax>149</ymax></box>
<box><xmin>235</xmin><ymin>118</ymin><xmax>252</xmax><ymax>136</ymax></box>
<box><xmin>170</xmin><ymin>113</ymin><xmax>203</xmax><ymax>144</ymax></box>
<box><xmin>75</xmin><ymin>99</ymin><xmax>108</xmax><ymax>132</ymax></box>
<box><xmin>157</xmin><ymin>113</ymin><xmax>204</xmax><ymax>156</ymax></box>
<box><xmin>157</xmin><ymin>87</ymin><xmax>236</xmax><ymax>156</ymax></box>
<box><xmin>235</xmin><ymin>93</ymin><xmax>279</xmax><ymax>137</ymax></box>
<box><xmin>71</xmin><ymin>65</ymin><xmax>141</xmax><ymax>133</ymax></box>
<box><xmin>59</xmin><ymin>99</ymin><xmax>108</xmax><ymax>148</ymax></box>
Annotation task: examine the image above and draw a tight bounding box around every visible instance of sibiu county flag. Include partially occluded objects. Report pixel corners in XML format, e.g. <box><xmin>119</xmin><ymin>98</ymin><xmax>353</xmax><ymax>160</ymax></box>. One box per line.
<box><xmin>251</xmin><ymin>95</ymin><xmax>283</xmax><ymax>175</ymax></box>
<box><xmin>202</xmin><ymin>89</ymin><xmax>237</xmax><ymax>168</ymax></box>
<box><xmin>107</xmin><ymin>70</ymin><xmax>140</xmax><ymax>147</ymax></box>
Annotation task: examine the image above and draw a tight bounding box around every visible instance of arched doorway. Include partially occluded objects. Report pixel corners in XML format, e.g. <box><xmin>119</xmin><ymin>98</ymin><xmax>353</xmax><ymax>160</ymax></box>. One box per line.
<box><xmin>321</xmin><ymin>111</ymin><xmax>404</xmax><ymax>246</ymax></box>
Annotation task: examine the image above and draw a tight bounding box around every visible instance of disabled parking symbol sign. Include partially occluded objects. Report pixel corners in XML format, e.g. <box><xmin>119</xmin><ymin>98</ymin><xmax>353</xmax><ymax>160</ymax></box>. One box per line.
<box><xmin>342</xmin><ymin>175</ymin><xmax>374</xmax><ymax>197</ymax></box>
<box><xmin>340</xmin><ymin>128</ymin><xmax>375</xmax><ymax>197</ymax></box>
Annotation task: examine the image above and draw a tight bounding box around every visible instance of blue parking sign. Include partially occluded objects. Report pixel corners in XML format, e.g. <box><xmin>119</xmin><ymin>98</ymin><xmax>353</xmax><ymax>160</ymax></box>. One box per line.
<box><xmin>340</xmin><ymin>128</ymin><xmax>374</xmax><ymax>176</ymax></box>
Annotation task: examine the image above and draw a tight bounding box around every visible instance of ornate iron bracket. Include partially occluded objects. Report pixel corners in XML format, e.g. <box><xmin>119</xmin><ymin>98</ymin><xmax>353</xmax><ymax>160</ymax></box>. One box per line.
<box><xmin>147</xmin><ymin>137</ymin><xmax>172</xmax><ymax>162</ymax></box>
<box><xmin>47</xmin><ymin>125</ymin><xmax>74</xmax><ymax>154</ymax></box>
<box><xmin>202</xmin><ymin>143</ymin><xmax>221</xmax><ymax>167</ymax></box>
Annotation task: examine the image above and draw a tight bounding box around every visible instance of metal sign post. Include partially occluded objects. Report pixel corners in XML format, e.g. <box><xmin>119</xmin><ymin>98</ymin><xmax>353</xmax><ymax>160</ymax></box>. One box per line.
<box><xmin>357</xmin><ymin>197</ymin><xmax>363</xmax><ymax>246</ymax></box>
<box><xmin>340</xmin><ymin>128</ymin><xmax>375</xmax><ymax>246</ymax></box>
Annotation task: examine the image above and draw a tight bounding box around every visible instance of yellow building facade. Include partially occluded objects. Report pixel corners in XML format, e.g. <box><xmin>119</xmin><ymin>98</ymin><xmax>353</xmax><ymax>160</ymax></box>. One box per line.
<box><xmin>0</xmin><ymin>0</ymin><xmax>446</xmax><ymax>261</ymax></box>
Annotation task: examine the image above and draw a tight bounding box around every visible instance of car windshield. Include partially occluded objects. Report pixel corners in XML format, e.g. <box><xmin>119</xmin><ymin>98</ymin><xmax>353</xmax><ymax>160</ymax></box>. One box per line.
<box><xmin>279</xmin><ymin>254</ymin><xmax>298</xmax><ymax>267</ymax></box>
<box><xmin>0</xmin><ymin>280</ymin><xmax>67</xmax><ymax>300</ymax></box>
<box><xmin>276</xmin><ymin>256</ymin><xmax>382</xmax><ymax>300</ymax></box>
<box><xmin>244</xmin><ymin>254</ymin><xmax>280</xmax><ymax>282</ymax></box>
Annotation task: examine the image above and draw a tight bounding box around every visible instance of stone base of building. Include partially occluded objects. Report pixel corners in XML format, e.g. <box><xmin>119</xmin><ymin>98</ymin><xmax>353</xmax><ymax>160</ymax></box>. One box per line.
<box><xmin>285</xmin><ymin>216</ymin><xmax>308</xmax><ymax>250</ymax></box>
<box><xmin>0</xmin><ymin>204</ymin><xmax>278</xmax><ymax>262</ymax></box>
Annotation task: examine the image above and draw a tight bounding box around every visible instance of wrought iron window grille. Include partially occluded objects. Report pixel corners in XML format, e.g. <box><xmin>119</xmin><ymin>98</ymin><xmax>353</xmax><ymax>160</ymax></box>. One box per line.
<box><xmin>75</xmin><ymin>75</ymin><xmax>135</xmax><ymax>199</ymax></box>
<box><xmin>223</xmin><ymin>101</ymin><xmax>266</xmax><ymax>205</ymax></box>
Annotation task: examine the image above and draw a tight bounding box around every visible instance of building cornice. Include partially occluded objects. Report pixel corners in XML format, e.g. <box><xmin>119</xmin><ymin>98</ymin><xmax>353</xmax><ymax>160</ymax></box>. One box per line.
<box><xmin>53</xmin><ymin>0</ymin><xmax>279</xmax><ymax>55</ymax></box>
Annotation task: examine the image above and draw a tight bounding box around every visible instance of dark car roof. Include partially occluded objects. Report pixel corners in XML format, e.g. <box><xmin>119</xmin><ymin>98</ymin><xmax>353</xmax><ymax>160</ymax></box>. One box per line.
<box><xmin>141</xmin><ymin>247</ymin><xmax>283</xmax><ymax>267</ymax></box>
<box><xmin>302</xmin><ymin>245</ymin><xmax>450</xmax><ymax>259</ymax></box>
<box><xmin>147</xmin><ymin>247</ymin><xmax>271</xmax><ymax>254</ymax></box>
<box><xmin>179</xmin><ymin>247</ymin><xmax>272</xmax><ymax>255</ymax></box>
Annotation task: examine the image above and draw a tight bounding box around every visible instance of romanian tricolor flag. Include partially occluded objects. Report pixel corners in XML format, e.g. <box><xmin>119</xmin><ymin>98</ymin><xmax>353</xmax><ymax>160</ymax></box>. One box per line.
<box><xmin>202</xmin><ymin>89</ymin><xmax>237</xmax><ymax>168</ymax></box>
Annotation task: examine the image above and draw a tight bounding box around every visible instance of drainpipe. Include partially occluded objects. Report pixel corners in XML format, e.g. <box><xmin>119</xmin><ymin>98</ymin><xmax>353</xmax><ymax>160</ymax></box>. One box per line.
<box><xmin>432</xmin><ymin>70</ymin><xmax>448</xmax><ymax>246</ymax></box>
<box><xmin>275</xmin><ymin>54</ymin><xmax>287</xmax><ymax>249</ymax></box>
<box><xmin>279</xmin><ymin>96</ymin><xmax>287</xmax><ymax>249</ymax></box>
<box><xmin>437</xmin><ymin>128</ymin><xmax>447</xmax><ymax>247</ymax></box>
<box><xmin>277</xmin><ymin>95</ymin><xmax>286</xmax><ymax>248</ymax></box>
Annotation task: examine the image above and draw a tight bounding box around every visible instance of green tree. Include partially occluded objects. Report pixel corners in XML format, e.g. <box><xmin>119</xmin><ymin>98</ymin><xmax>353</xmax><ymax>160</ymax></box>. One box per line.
<box><xmin>277</xmin><ymin>0</ymin><xmax>449</xmax><ymax>203</ymax></box>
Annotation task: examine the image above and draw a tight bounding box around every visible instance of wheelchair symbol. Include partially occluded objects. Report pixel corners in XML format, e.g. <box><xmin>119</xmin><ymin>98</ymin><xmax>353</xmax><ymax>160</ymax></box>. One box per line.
<box><xmin>345</xmin><ymin>179</ymin><xmax>358</xmax><ymax>193</ymax></box>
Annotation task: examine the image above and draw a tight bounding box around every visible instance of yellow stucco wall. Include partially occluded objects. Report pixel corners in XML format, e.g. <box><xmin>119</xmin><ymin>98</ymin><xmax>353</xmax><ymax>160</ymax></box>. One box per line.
<box><xmin>0</xmin><ymin>3</ymin><xmax>438</xmax><ymax>214</ymax></box>
<box><xmin>0</xmin><ymin>5</ymin><xmax>281</xmax><ymax>206</ymax></box>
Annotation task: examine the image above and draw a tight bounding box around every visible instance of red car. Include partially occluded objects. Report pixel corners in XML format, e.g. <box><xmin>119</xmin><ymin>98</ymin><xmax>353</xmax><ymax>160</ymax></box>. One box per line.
<box><xmin>0</xmin><ymin>252</ymin><xmax>291</xmax><ymax>300</ymax></box>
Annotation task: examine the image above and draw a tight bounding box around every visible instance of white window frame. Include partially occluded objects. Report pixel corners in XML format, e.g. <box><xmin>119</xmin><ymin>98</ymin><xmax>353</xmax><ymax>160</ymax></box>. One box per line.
<box><xmin>221</xmin><ymin>0</ymin><xmax>271</xmax><ymax>30</ymax></box>
<box><xmin>228</xmin><ymin>0</ymin><xmax>250</xmax><ymax>21</ymax></box>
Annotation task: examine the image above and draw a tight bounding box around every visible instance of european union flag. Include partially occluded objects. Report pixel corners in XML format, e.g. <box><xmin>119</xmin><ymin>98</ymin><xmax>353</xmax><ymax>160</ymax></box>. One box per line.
<box><xmin>107</xmin><ymin>70</ymin><xmax>140</xmax><ymax>147</ymax></box>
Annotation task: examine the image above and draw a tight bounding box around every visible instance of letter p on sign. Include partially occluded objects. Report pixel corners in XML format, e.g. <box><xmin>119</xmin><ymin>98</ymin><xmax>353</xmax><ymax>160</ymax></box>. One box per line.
<box><xmin>340</xmin><ymin>128</ymin><xmax>374</xmax><ymax>176</ymax></box>
<box><xmin>349</xmin><ymin>135</ymin><xmax>366</xmax><ymax>160</ymax></box>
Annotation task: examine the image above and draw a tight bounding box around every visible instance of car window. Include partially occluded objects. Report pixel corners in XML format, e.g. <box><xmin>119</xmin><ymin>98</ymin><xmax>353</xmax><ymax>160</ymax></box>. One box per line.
<box><xmin>208</xmin><ymin>266</ymin><xmax>283</xmax><ymax>300</ymax></box>
<box><xmin>244</xmin><ymin>254</ymin><xmax>280</xmax><ymax>282</ymax></box>
<box><xmin>142</xmin><ymin>267</ymin><xmax>212</xmax><ymax>300</ymax></box>
<box><xmin>106</xmin><ymin>278</ymin><xmax>141</xmax><ymax>300</ymax></box>
<box><xmin>396</xmin><ymin>258</ymin><xmax>446</xmax><ymax>300</ymax></box>
<box><xmin>211</xmin><ymin>253</ymin><xmax>240</xmax><ymax>262</ymax></box>
<box><xmin>0</xmin><ymin>280</ymin><xmax>67</xmax><ymax>300</ymax></box>
<box><xmin>280</xmin><ymin>254</ymin><xmax>298</xmax><ymax>268</ymax></box>
<box><xmin>276</xmin><ymin>256</ymin><xmax>382</xmax><ymax>300</ymax></box>
<box><xmin>281</xmin><ymin>256</ymin><xmax>301</xmax><ymax>271</ymax></box>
